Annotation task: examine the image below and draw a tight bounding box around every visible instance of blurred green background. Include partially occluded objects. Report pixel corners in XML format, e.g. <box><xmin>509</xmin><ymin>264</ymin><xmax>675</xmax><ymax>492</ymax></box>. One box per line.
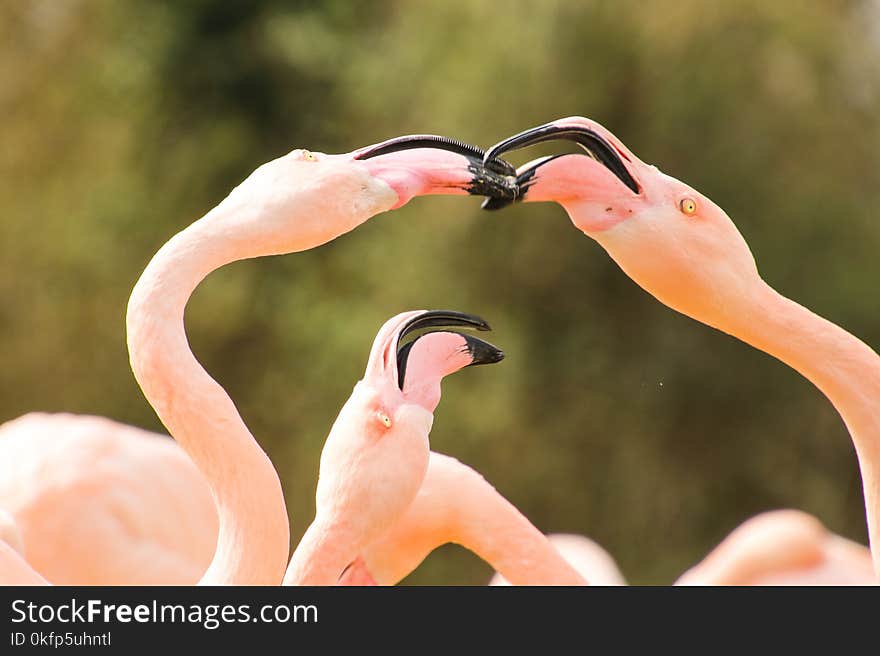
<box><xmin>2</xmin><ymin>0</ymin><xmax>879</xmax><ymax>584</ymax></box>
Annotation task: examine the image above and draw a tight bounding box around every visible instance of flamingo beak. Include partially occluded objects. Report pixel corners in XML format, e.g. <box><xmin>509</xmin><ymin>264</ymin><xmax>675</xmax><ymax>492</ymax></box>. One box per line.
<box><xmin>393</xmin><ymin>310</ymin><xmax>504</xmax><ymax>390</ymax></box>
<box><xmin>354</xmin><ymin>135</ymin><xmax>519</xmax><ymax>207</ymax></box>
<box><xmin>479</xmin><ymin>122</ymin><xmax>641</xmax><ymax>210</ymax></box>
<box><xmin>460</xmin><ymin>333</ymin><xmax>506</xmax><ymax>367</ymax></box>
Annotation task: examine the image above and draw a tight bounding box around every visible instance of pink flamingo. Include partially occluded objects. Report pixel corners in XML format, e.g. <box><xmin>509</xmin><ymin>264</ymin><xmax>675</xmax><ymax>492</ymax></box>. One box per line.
<box><xmin>338</xmin><ymin>452</ymin><xmax>589</xmax><ymax>586</ymax></box>
<box><xmin>283</xmin><ymin>311</ymin><xmax>504</xmax><ymax>585</ymax></box>
<box><xmin>0</xmin><ymin>310</ymin><xmax>503</xmax><ymax>587</ymax></box>
<box><xmin>483</xmin><ymin>116</ymin><xmax>880</xmax><ymax>576</ymax></box>
<box><xmin>0</xmin><ymin>135</ymin><xmax>513</xmax><ymax>587</ymax></box>
<box><xmin>0</xmin><ymin>413</ymin><xmax>216</xmax><ymax>585</ymax></box>
<box><xmin>126</xmin><ymin>136</ymin><xmax>515</xmax><ymax>585</ymax></box>
<box><xmin>675</xmin><ymin>510</ymin><xmax>874</xmax><ymax>585</ymax></box>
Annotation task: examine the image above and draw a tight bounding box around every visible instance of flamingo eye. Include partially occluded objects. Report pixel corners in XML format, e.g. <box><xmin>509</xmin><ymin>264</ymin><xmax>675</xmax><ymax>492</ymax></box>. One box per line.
<box><xmin>679</xmin><ymin>197</ymin><xmax>697</xmax><ymax>215</ymax></box>
<box><xmin>302</xmin><ymin>150</ymin><xmax>317</xmax><ymax>161</ymax></box>
<box><xmin>376</xmin><ymin>411</ymin><xmax>392</xmax><ymax>429</ymax></box>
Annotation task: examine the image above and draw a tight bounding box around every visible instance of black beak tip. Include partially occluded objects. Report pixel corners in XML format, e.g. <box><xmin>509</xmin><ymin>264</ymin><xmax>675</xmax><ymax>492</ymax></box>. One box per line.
<box><xmin>464</xmin><ymin>335</ymin><xmax>505</xmax><ymax>366</ymax></box>
<box><xmin>353</xmin><ymin>134</ymin><xmax>519</xmax><ymax>202</ymax></box>
<box><xmin>466</xmin><ymin>166</ymin><xmax>519</xmax><ymax>202</ymax></box>
<box><xmin>484</xmin><ymin>157</ymin><xmax>518</xmax><ymax>177</ymax></box>
<box><xmin>481</xmin><ymin>197</ymin><xmax>514</xmax><ymax>211</ymax></box>
<box><xmin>396</xmin><ymin>310</ymin><xmax>496</xmax><ymax>389</ymax></box>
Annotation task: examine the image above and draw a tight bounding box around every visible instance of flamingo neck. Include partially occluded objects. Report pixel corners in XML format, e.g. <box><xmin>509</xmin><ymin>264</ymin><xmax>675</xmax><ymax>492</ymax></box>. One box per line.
<box><xmin>362</xmin><ymin>455</ymin><xmax>587</xmax><ymax>585</ymax></box>
<box><xmin>721</xmin><ymin>279</ymin><xmax>880</xmax><ymax>572</ymax></box>
<box><xmin>443</xmin><ymin>464</ymin><xmax>587</xmax><ymax>585</ymax></box>
<box><xmin>284</xmin><ymin>518</ymin><xmax>360</xmax><ymax>585</ymax></box>
<box><xmin>126</xmin><ymin>205</ymin><xmax>289</xmax><ymax>585</ymax></box>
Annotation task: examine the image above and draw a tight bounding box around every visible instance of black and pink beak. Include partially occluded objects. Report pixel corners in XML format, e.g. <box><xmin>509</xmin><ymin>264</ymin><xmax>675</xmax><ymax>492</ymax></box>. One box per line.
<box><xmin>363</xmin><ymin>309</ymin><xmax>504</xmax><ymax>390</ymax></box>
<box><xmin>392</xmin><ymin>310</ymin><xmax>504</xmax><ymax>390</ymax></box>
<box><xmin>353</xmin><ymin>135</ymin><xmax>519</xmax><ymax>207</ymax></box>
<box><xmin>479</xmin><ymin>120</ymin><xmax>641</xmax><ymax>210</ymax></box>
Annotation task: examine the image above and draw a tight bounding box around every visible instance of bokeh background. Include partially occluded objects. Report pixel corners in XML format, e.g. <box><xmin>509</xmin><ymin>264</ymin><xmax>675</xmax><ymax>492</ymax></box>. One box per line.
<box><xmin>3</xmin><ymin>0</ymin><xmax>880</xmax><ymax>584</ymax></box>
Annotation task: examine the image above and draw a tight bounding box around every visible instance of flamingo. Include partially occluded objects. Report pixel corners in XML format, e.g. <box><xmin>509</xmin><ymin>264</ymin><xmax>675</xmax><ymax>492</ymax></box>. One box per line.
<box><xmin>283</xmin><ymin>311</ymin><xmax>504</xmax><ymax>585</ymax></box>
<box><xmin>0</xmin><ymin>135</ymin><xmax>512</xmax><ymax>584</ymax></box>
<box><xmin>125</xmin><ymin>135</ymin><xmax>516</xmax><ymax>585</ymax></box>
<box><xmin>0</xmin><ymin>413</ymin><xmax>216</xmax><ymax>585</ymax></box>
<box><xmin>337</xmin><ymin>452</ymin><xmax>589</xmax><ymax>586</ymax></box>
<box><xmin>482</xmin><ymin>116</ymin><xmax>880</xmax><ymax>576</ymax></box>
<box><xmin>675</xmin><ymin>510</ymin><xmax>874</xmax><ymax>585</ymax></box>
<box><xmin>0</xmin><ymin>311</ymin><xmax>503</xmax><ymax>587</ymax></box>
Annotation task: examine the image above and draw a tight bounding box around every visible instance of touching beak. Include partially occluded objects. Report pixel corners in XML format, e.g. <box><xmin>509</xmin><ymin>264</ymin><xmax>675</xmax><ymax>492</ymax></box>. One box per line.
<box><xmin>479</xmin><ymin>121</ymin><xmax>641</xmax><ymax>210</ymax></box>
<box><xmin>353</xmin><ymin>135</ymin><xmax>519</xmax><ymax>209</ymax></box>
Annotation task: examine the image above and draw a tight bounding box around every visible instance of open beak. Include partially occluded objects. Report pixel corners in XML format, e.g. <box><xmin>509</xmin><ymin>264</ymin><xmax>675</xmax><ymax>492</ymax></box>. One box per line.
<box><xmin>353</xmin><ymin>135</ymin><xmax>519</xmax><ymax>208</ymax></box>
<box><xmin>392</xmin><ymin>310</ymin><xmax>504</xmax><ymax>389</ymax></box>
<box><xmin>479</xmin><ymin>121</ymin><xmax>641</xmax><ymax>210</ymax></box>
<box><xmin>364</xmin><ymin>309</ymin><xmax>504</xmax><ymax>388</ymax></box>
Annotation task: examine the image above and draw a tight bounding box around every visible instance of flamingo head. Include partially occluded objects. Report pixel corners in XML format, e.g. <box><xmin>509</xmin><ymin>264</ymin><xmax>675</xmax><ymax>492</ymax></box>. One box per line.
<box><xmin>216</xmin><ymin>135</ymin><xmax>517</xmax><ymax>255</ymax></box>
<box><xmin>314</xmin><ymin>310</ymin><xmax>503</xmax><ymax>549</ymax></box>
<box><xmin>482</xmin><ymin>117</ymin><xmax>762</xmax><ymax>329</ymax></box>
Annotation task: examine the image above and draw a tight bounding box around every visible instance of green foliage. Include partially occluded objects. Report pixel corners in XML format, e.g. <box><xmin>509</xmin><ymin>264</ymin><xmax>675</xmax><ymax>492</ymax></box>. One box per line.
<box><xmin>2</xmin><ymin>0</ymin><xmax>878</xmax><ymax>584</ymax></box>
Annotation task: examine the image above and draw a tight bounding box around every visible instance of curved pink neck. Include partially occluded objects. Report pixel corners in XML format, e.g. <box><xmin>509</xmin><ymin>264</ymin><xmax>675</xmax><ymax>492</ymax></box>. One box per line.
<box><xmin>284</xmin><ymin>519</ymin><xmax>359</xmax><ymax>585</ymax></box>
<box><xmin>446</xmin><ymin>468</ymin><xmax>586</xmax><ymax>585</ymax></box>
<box><xmin>724</xmin><ymin>280</ymin><xmax>880</xmax><ymax>573</ymax></box>
<box><xmin>366</xmin><ymin>455</ymin><xmax>587</xmax><ymax>585</ymax></box>
<box><xmin>127</xmin><ymin>207</ymin><xmax>289</xmax><ymax>585</ymax></box>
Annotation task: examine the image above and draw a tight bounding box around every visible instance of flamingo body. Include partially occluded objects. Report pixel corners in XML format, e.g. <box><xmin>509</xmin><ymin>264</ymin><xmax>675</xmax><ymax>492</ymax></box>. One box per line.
<box><xmin>676</xmin><ymin>510</ymin><xmax>874</xmax><ymax>585</ymax></box>
<box><xmin>0</xmin><ymin>413</ymin><xmax>216</xmax><ymax>584</ymax></box>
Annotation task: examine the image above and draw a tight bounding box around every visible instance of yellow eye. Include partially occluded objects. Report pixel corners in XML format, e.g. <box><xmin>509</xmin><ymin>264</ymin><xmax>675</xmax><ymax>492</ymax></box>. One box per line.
<box><xmin>679</xmin><ymin>198</ymin><xmax>697</xmax><ymax>215</ymax></box>
<box><xmin>302</xmin><ymin>149</ymin><xmax>317</xmax><ymax>161</ymax></box>
<box><xmin>376</xmin><ymin>411</ymin><xmax>392</xmax><ymax>428</ymax></box>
